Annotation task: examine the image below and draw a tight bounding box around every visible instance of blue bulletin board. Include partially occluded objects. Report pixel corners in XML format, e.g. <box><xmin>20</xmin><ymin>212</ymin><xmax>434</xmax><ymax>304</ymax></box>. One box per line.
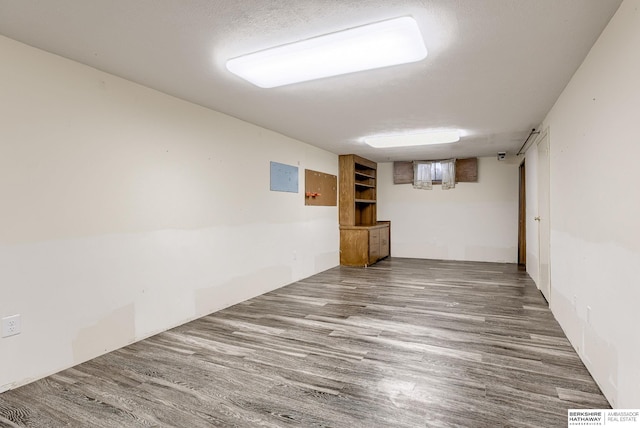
<box><xmin>270</xmin><ymin>161</ymin><xmax>299</xmax><ymax>193</ymax></box>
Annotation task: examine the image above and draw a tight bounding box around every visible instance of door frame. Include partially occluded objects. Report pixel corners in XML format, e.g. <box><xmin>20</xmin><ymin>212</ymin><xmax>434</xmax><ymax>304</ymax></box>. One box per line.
<box><xmin>518</xmin><ymin>161</ymin><xmax>526</xmax><ymax>267</ymax></box>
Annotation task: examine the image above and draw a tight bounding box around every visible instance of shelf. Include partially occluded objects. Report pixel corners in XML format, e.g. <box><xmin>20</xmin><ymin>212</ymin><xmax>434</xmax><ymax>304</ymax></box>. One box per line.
<box><xmin>340</xmin><ymin>155</ymin><xmax>389</xmax><ymax>266</ymax></box>
<box><xmin>355</xmin><ymin>171</ymin><xmax>376</xmax><ymax>179</ymax></box>
<box><xmin>339</xmin><ymin>154</ymin><xmax>378</xmax><ymax>228</ymax></box>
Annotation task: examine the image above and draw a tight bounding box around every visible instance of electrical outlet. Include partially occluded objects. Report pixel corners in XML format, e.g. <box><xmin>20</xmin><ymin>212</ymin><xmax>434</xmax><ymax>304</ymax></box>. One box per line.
<box><xmin>2</xmin><ymin>314</ymin><xmax>21</xmax><ymax>338</ymax></box>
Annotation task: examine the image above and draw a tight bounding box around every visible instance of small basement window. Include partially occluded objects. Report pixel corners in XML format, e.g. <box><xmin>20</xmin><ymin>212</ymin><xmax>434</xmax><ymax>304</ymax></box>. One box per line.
<box><xmin>414</xmin><ymin>159</ymin><xmax>456</xmax><ymax>190</ymax></box>
<box><xmin>418</xmin><ymin>161</ymin><xmax>443</xmax><ymax>183</ymax></box>
<box><xmin>394</xmin><ymin>158</ymin><xmax>478</xmax><ymax>185</ymax></box>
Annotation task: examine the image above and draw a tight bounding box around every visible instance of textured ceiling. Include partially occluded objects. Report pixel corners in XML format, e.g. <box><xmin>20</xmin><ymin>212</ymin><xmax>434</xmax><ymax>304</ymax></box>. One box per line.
<box><xmin>0</xmin><ymin>0</ymin><xmax>623</xmax><ymax>162</ymax></box>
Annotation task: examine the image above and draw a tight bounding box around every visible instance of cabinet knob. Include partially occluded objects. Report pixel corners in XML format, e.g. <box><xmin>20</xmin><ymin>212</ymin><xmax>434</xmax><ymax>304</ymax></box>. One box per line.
<box><xmin>534</xmin><ymin>216</ymin><xmax>541</xmax><ymax>221</ymax></box>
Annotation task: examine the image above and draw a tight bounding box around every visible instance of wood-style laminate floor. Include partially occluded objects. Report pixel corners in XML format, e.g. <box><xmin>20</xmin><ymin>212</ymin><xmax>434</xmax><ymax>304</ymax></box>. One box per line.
<box><xmin>0</xmin><ymin>258</ymin><xmax>609</xmax><ymax>427</ymax></box>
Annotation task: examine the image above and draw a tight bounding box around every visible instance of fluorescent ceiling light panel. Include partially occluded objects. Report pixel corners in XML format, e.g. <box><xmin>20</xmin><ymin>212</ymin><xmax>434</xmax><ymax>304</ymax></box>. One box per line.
<box><xmin>226</xmin><ymin>16</ymin><xmax>427</xmax><ymax>88</ymax></box>
<box><xmin>365</xmin><ymin>130</ymin><xmax>461</xmax><ymax>148</ymax></box>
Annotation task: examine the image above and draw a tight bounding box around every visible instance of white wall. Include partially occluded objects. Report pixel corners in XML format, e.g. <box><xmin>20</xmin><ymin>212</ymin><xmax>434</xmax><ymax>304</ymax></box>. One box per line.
<box><xmin>377</xmin><ymin>157</ymin><xmax>519</xmax><ymax>263</ymax></box>
<box><xmin>0</xmin><ymin>36</ymin><xmax>339</xmax><ymax>391</ymax></box>
<box><xmin>537</xmin><ymin>0</ymin><xmax>639</xmax><ymax>408</ymax></box>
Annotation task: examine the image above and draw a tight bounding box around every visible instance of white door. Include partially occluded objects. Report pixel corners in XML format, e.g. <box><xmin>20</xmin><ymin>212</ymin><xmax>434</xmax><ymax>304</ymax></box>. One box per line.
<box><xmin>537</xmin><ymin>132</ymin><xmax>551</xmax><ymax>302</ymax></box>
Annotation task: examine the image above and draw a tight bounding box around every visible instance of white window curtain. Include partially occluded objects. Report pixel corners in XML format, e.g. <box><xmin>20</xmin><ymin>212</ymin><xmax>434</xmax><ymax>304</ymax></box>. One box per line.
<box><xmin>441</xmin><ymin>158</ymin><xmax>456</xmax><ymax>190</ymax></box>
<box><xmin>413</xmin><ymin>161</ymin><xmax>433</xmax><ymax>190</ymax></box>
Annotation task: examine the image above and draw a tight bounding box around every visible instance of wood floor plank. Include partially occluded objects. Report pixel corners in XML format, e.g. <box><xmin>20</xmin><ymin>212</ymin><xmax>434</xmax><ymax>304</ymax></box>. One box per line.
<box><xmin>0</xmin><ymin>258</ymin><xmax>609</xmax><ymax>427</ymax></box>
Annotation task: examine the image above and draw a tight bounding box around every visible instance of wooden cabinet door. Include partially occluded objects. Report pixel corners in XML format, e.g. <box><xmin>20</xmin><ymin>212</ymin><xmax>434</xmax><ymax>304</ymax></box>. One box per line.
<box><xmin>379</xmin><ymin>226</ymin><xmax>390</xmax><ymax>258</ymax></box>
<box><xmin>369</xmin><ymin>229</ymin><xmax>380</xmax><ymax>264</ymax></box>
<box><xmin>340</xmin><ymin>229</ymin><xmax>369</xmax><ymax>266</ymax></box>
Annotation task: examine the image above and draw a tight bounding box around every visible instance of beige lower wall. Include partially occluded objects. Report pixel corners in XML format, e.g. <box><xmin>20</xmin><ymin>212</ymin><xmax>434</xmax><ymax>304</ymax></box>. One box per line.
<box><xmin>0</xmin><ymin>35</ymin><xmax>339</xmax><ymax>391</ymax></box>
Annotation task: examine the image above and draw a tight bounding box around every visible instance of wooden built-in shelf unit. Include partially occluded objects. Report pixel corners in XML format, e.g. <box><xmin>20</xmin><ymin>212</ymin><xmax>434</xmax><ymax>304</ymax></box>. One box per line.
<box><xmin>339</xmin><ymin>154</ymin><xmax>390</xmax><ymax>266</ymax></box>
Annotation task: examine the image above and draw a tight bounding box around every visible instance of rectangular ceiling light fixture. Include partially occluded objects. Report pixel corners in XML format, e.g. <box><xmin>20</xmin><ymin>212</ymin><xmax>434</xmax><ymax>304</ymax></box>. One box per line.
<box><xmin>226</xmin><ymin>16</ymin><xmax>427</xmax><ymax>88</ymax></box>
<box><xmin>364</xmin><ymin>130</ymin><xmax>461</xmax><ymax>148</ymax></box>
